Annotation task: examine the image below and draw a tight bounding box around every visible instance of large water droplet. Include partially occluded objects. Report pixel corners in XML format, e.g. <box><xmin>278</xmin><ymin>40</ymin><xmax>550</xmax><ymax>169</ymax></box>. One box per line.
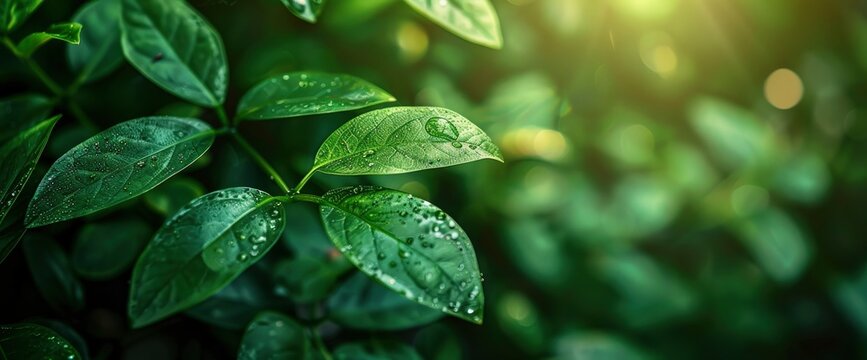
<box><xmin>425</xmin><ymin>117</ymin><xmax>459</xmax><ymax>141</ymax></box>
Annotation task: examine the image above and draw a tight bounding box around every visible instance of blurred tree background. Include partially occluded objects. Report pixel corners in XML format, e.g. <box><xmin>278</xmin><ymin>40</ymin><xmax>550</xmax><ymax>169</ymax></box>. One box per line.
<box><xmin>3</xmin><ymin>0</ymin><xmax>867</xmax><ymax>359</ymax></box>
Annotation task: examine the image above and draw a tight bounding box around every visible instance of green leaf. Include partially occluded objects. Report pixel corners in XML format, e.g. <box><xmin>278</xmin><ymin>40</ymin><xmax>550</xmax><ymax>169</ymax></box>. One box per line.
<box><xmin>17</xmin><ymin>22</ymin><xmax>82</xmax><ymax>58</ymax></box>
<box><xmin>68</xmin><ymin>0</ymin><xmax>123</xmax><ymax>83</ymax></box>
<box><xmin>273</xmin><ymin>255</ymin><xmax>343</xmax><ymax>304</ymax></box>
<box><xmin>186</xmin><ymin>261</ymin><xmax>286</xmax><ymax>330</ymax></box>
<box><xmin>0</xmin><ymin>94</ymin><xmax>52</xmax><ymax>143</ymax></box>
<box><xmin>0</xmin><ymin>115</ymin><xmax>59</xmax><ymax>226</ymax></box>
<box><xmin>236</xmin><ymin>72</ymin><xmax>395</xmax><ymax>121</ymax></box>
<box><xmin>25</xmin><ymin>116</ymin><xmax>215</xmax><ymax>228</ymax></box>
<box><xmin>280</xmin><ymin>0</ymin><xmax>326</xmax><ymax>23</ymax></box>
<box><xmin>72</xmin><ymin>217</ymin><xmax>152</xmax><ymax>280</ymax></box>
<box><xmin>403</xmin><ymin>0</ymin><xmax>502</xmax><ymax>49</ymax></box>
<box><xmin>0</xmin><ymin>323</ymin><xmax>82</xmax><ymax>360</ymax></box>
<box><xmin>128</xmin><ymin>187</ymin><xmax>286</xmax><ymax>328</ymax></box>
<box><xmin>333</xmin><ymin>340</ymin><xmax>422</xmax><ymax>360</ymax></box>
<box><xmin>733</xmin><ymin>207</ymin><xmax>811</xmax><ymax>283</ymax></box>
<box><xmin>143</xmin><ymin>177</ymin><xmax>205</xmax><ymax>216</ymax></box>
<box><xmin>327</xmin><ymin>271</ymin><xmax>443</xmax><ymax>330</ymax></box>
<box><xmin>320</xmin><ymin>186</ymin><xmax>484</xmax><ymax>324</ymax></box>
<box><xmin>22</xmin><ymin>234</ymin><xmax>85</xmax><ymax>313</ymax></box>
<box><xmin>237</xmin><ymin>311</ymin><xmax>312</xmax><ymax>360</ymax></box>
<box><xmin>0</xmin><ymin>0</ymin><xmax>43</xmax><ymax>33</ymax></box>
<box><xmin>312</xmin><ymin>106</ymin><xmax>502</xmax><ymax>176</ymax></box>
<box><xmin>0</xmin><ymin>226</ymin><xmax>25</xmax><ymax>264</ymax></box>
<box><xmin>120</xmin><ymin>0</ymin><xmax>228</xmax><ymax>106</ymax></box>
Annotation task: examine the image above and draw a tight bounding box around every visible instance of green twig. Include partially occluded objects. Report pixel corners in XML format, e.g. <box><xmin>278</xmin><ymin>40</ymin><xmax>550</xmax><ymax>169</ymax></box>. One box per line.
<box><xmin>2</xmin><ymin>36</ymin><xmax>64</xmax><ymax>95</ymax></box>
<box><xmin>215</xmin><ymin>104</ymin><xmax>230</xmax><ymax>127</ymax></box>
<box><xmin>310</xmin><ymin>328</ymin><xmax>333</xmax><ymax>360</ymax></box>
<box><xmin>295</xmin><ymin>168</ymin><xmax>317</xmax><ymax>194</ymax></box>
<box><xmin>231</xmin><ymin>132</ymin><xmax>291</xmax><ymax>194</ymax></box>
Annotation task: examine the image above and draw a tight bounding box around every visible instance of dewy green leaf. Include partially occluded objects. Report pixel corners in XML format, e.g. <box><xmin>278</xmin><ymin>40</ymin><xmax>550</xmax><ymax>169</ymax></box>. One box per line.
<box><xmin>280</xmin><ymin>0</ymin><xmax>326</xmax><ymax>23</ymax></box>
<box><xmin>237</xmin><ymin>311</ymin><xmax>312</xmax><ymax>360</ymax></box>
<box><xmin>0</xmin><ymin>0</ymin><xmax>43</xmax><ymax>33</ymax></box>
<box><xmin>0</xmin><ymin>323</ymin><xmax>82</xmax><ymax>360</ymax></box>
<box><xmin>403</xmin><ymin>0</ymin><xmax>502</xmax><ymax>49</ymax></box>
<box><xmin>25</xmin><ymin>117</ymin><xmax>215</xmax><ymax>228</ymax></box>
<box><xmin>17</xmin><ymin>22</ymin><xmax>83</xmax><ymax>58</ymax></box>
<box><xmin>68</xmin><ymin>0</ymin><xmax>123</xmax><ymax>83</ymax></box>
<box><xmin>120</xmin><ymin>0</ymin><xmax>228</xmax><ymax>107</ymax></box>
<box><xmin>22</xmin><ymin>234</ymin><xmax>85</xmax><ymax>313</ymax></box>
<box><xmin>320</xmin><ymin>186</ymin><xmax>484</xmax><ymax>324</ymax></box>
<box><xmin>327</xmin><ymin>271</ymin><xmax>443</xmax><ymax>330</ymax></box>
<box><xmin>312</xmin><ymin>106</ymin><xmax>502</xmax><ymax>176</ymax></box>
<box><xmin>333</xmin><ymin>340</ymin><xmax>422</xmax><ymax>360</ymax></box>
<box><xmin>128</xmin><ymin>187</ymin><xmax>286</xmax><ymax>328</ymax></box>
<box><xmin>236</xmin><ymin>72</ymin><xmax>395</xmax><ymax>121</ymax></box>
<box><xmin>0</xmin><ymin>94</ymin><xmax>52</xmax><ymax>143</ymax></box>
<box><xmin>0</xmin><ymin>115</ymin><xmax>59</xmax><ymax>226</ymax></box>
<box><xmin>72</xmin><ymin>218</ymin><xmax>152</xmax><ymax>280</ymax></box>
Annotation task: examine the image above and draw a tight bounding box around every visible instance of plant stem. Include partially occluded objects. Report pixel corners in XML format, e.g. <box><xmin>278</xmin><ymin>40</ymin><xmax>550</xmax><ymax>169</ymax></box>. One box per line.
<box><xmin>310</xmin><ymin>329</ymin><xmax>333</xmax><ymax>360</ymax></box>
<box><xmin>295</xmin><ymin>168</ymin><xmax>317</xmax><ymax>194</ymax></box>
<box><xmin>2</xmin><ymin>36</ymin><xmax>64</xmax><ymax>95</ymax></box>
<box><xmin>215</xmin><ymin>104</ymin><xmax>230</xmax><ymax>127</ymax></box>
<box><xmin>290</xmin><ymin>193</ymin><xmax>323</xmax><ymax>204</ymax></box>
<box><xmin>231</xmin><ymin>132</ymin><xmax>291</xmax><ymax>194</ymax></box>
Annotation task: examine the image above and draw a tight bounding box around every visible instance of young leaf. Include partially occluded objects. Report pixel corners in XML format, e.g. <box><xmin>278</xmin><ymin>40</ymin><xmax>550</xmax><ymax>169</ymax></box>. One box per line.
<box><xmin>72</xmin><ymin>218</ymin><xmax>152</xmax><ymax>280</ymax></box>
<box><xmin>320</xmin><ymin>186</ymin><xmax>484</xmax><ymax>324</ymax></box>
<box><xmin>0</xmin><ymin>94</ymin><xmax>52</xmax><ymax>143</ymax></box>
<box><xmin>237</xmin><ymin>311</ymin><xmax>312</xmax><ymax>360</ymax></box>
<box><xmin>312</xmin><ymin>106</ymin><xmax>502</xmax><ymax>176</ymax></box>
<box><xmin>17</xmin><ymin>22</ymin><xmax>82</xmax><ymax>58</ymax></box>
<box><xmin>22</xmin><ymin>234</ymin><xmax>85</xmax><ymax>313</ymax></box>
<box><xmin>327</xmin><ymin>271</ymin><xmax>443</xmax><ymax>330</ymax></box>
<box><xmin>0</xmin><ymin>0</ymin><xmax>43</xmax><ymax>33</ymax></box>
<box><xmin>0</xmin><ymin>323</ymin><xmax>82</xmax><ymax>360</ymax></box>
<box><xmin>0</xmin><ymin>115</ymin><xmax>59</xmax><ymax>225</ymax></box>
<box><xmin>236</xmin><ymin>72</ymin><xmax>395</xmax><ymax>121</ymax></box>
<box><xmin>120</xmin><ymin>0</ymin><xmax>228</xmax><ymax>107</ymax></box>
<box><xmin>68</xmin><ymin>0</ymin><xmax>123</xmax><ymax>83</ymax></box>
<box><xmin>403</xmin><ymin>0</ymin><xmax>502</xmax><ymax>49</ymax></box>
<box><xmin>25</xmin><ymin>117</ymin><xmax>215</xmax><ymax>228</ymax></box>
<box><xmin>280</xmin><ymin>0</ymin><xmax>326</xmax><ymax>23</ymax></box>
<box><xmin>333</xmin><ymin>340</ymin><xmax>422</xmax><ymax>360</ymax></box>
<box><xmin>128</xmin><ymin>188</ymin><xmax>286</xmax><ymax>328</ymax></box>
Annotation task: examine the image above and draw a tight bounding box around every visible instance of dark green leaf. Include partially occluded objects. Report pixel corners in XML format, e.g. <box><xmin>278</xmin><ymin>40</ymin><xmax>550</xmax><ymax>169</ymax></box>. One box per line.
<box><xmin>0</xmin><ymin>94</ymin><xmax>52</xmax><ymax>143</ymax></box>
<box><xmin>237</xmin><ymin>311</ymin><xmax>312</xmax><ymax>360</ymax></box>
<box><xmin>0</xmin><ymin>226</ymin><xmax>25</xmax><ymax>264</ymax></box>
<box><xmin>414</xmin><ymin>324</ymin><xmax>462</xmax><ymax>360</ymax></box>
<box><xmin>128</xmin><ymin>187</ymin><xmax>286</xmax><ymax>328</ymax></box>
<box><xmin>28</xmin><ymin>319</ymin><xmax>90</xmax><ymax>360</ymax></box>
<box><xmin>320</xmin><ymin>186</ymin><xmax>484</xmax><ymax>324</ymax></box>
<box><xmin>185</xmin><ymin>261</ymin><xmax>285</xmax><ymax>330</ymax></box>
<box><xmin>327</xmin><ymin>271</ymin><xmax>443</xmax><ymax>330</ymax></box>
<box><xmin>280</xmin><ymin>0</ymin><xmax>326</xmax><ymax>23</ymax></box>
<box><xmin>17</xmin><ymin>22</ymin><xmax>82</xmax><ymax>58</ymax></box>
<box><xmin>313</xmin><ymin>106</ymin><xmax>502</xmax><ymax>176</ymax></box>
<box><xmin>68</xmin><ymin>0</ymin><xmax>123</xmax><ymax>83</ymax></box>
<box><xmin>0</xmin><ymin>323</ymin><xmax>82</xmax><ymax>360</ymax></box>
<box><xmin>333</xmin><ymin>340</ymin><xmax>422</xmax><ymax>360</ymax></box>
<box><xmin>0</xmin><ymin>115</ymin><xmax>59</xmax><ymax>225</ymax></box>
<box><xmin>71</xmin><ymin>217</ymin><xmax>151</xmax><ymax>280</ymax></box>
<box><xmin>0</xmin><ymin>0</ymin><xmax>43</xmax><ymax>33</ymax></box>
<box><xmin>120</xmin><ymin>0</ymin><xmax>228</xmax><ymax>106</ymax></box>
<box><xmin>22</xmin><ymin>234</ymin><xmax>85</xmax><ymax>313</ymax></box>
<box><xmin>236</xmin><ymin>72</ymin><xmax>395</xmax><ymax>121</ymax></box>
<box><xmin>143</xmin><ymin>177</ymin><xmax>205</xmax><ymax>216</ymax></box>
<box><xmin>25</xmin><ymin>117</ymin><xmax>215</xmax><ymax>228</ymax></box>
<box><xmin>273</xmin><ymin>255</ymin><xmax>344</xmax><ymax>304</ymax></box>
<box><xmin>403</xmin><ymin>0</ymin><xmax>502</xmax><ymax>49</ymax></box>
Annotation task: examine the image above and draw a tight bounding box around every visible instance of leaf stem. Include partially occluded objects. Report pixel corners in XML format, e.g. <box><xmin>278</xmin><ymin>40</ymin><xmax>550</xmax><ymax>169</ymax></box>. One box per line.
<box><xmin>215</xmin><ymin>104</ymin><xmax>230</xmax><ymax>127</ymax></box>
<box><xmin>231</xmin><ymin>132</ymin><xmax>291</xmax><ymax>194</ymax></box>
<box><xmin>2</xmin><ymin>36</ymin><xmax>65</xmax><ymax>95</ymax></box>
<box><xmin>310</xmin><ymin>328</ymin><xmax>333</xmax><ymax>360</ymax></box>
<box><xmin>294</xmin><ymin>168</ymin><xmax>317</xmax><ymax>194</ymax></box>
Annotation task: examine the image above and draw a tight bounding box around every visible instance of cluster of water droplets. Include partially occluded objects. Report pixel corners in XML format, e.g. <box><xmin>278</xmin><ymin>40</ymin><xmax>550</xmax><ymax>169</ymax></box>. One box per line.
<box><xmin>0</xmin><ymin>325</ymin><xmax>79</xmax><ymax>359</ymax></box>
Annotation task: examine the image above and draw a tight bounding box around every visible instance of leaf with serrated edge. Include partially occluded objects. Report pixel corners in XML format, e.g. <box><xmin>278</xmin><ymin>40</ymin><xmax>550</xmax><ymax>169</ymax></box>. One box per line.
<box><xmin>320</xmin><ymin>186</ymin><xmax>484</xmax><ymax>324</ymax></box>
<box><xmin>25</xmin><ymin>117</ymin><xmax>214</xmax><ymax>228</ymax></box>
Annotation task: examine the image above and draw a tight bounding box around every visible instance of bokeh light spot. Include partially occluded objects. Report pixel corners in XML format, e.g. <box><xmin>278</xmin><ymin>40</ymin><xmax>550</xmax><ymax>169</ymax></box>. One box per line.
<box><xmin>764</xmin><ymin>68</ymin><xmax>804</xmax><ymax>110</ymax></box>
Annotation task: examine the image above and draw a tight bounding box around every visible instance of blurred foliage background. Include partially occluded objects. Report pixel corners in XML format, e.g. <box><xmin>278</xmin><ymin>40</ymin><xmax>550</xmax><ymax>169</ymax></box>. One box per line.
<box><xmin>3</xmin><ymin>0</ymin><xmax>867</xmax><ymax>358</ymax></box>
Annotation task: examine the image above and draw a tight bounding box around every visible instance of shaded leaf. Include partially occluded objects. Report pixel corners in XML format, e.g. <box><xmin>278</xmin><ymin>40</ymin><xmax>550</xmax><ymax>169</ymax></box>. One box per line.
<box><xmin>0</xmin><ymin>94</ymin><xmax>52</xmax><ymax>143</ymax></box>
<box><xmin>327</xmin><ymin>271</ymin><xmax>443</xmax><ymax>330</ymax></box>
<box><xmin>333</xmin><ymin>340</ymin><xmax>422</xmax><ymax>360</ymax></box>
<box><xmin>0</xmin><ymin>323</ymin><xmax>82</xmax><ymax>360</ymax></box>
<box><xmin>68</xmin><ymin>0</ymin><xmax>123</xmax><ymax>82</ymax></box>
<box><xmin>280</xmin><ymin>0</ymin><xmax>326</xmax><ymax>23</ymax></box>
<box><xmin>237</xmin><ymin>311</ymin><xmax>312</xmax><ymax>360</ymax></box>
<box><xmin>22</xmin><ymin>234</ymin><xmax>85</xmax><ymax>313</ymax></box>
<box><xmin>71</xmin><ymin>217</ymin><xmax>152</xmax><ymax>280</ymax></box>
<box><xmin>0</xmin><ymin>115</ymin><xmax>59</xmax><ymax>225</ymax></box>
<box><xmin>143</xmin><ymin>177</ymin><xmax>205</xmax><ymax>216</ymax></box>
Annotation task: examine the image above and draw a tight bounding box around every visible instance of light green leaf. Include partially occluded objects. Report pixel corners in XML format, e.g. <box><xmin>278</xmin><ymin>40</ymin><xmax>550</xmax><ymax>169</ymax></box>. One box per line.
<box><xmin>327</xmin><ymin>271</ymin><xmax>443</xmax><ymax>330</ymax></box>
<box><xmin>72</xmin><ymin>217</ymin><xmax>152</xmax><ymax>280</ymax></box>
<box><xmin>0</xmin><ymin>323</ymin><xmax>82</xmax><ymax>360</ymax></box>
<box><xmin>403</xmin><ymin>0</ymin><xmax>502</xmax><ymax>49</ymax></box>
<box><xmin>238</xmin><ymin>311</ymin><xmax>312</xmax><ymax>360</ymax></box>
<box><xmin>17</xmin><ymin>22</ymin><xmax>82</xmax><ymax>58</ymax></box>
<box><xmin>68</xmin><ymin>0</ymin><xmax>123</xmax><ymax>83</ymax></box>
<box><xmin>0</xmin><ymin>94</ymin><xmax>52</xmax><ymax>143</ymax></box>
<box><xmin>120</xmin><ymin>0</ymin><xmax>228</xmax><ymax>106</ymax></box>
<box><xmin>236</xmin><ymin>72</ymin><xmax>395</xmax><ymax>121</ymax></box>
<box><xmin>0</xmin><ymin>115</ymin><xmax>59</xmax><ymax>226</ymax></box>
<box><xmin>0</xmin><ymin>0</ymin><xmax>43</xmax><ymax>33</ymax></box>
<box><xmin>25</xmin><ymin>116</ymin><xmax>215</xmax><ymax>228</ymax></box>
<box><xmin>313</xmin><ymin>106</ymin><xmax>501</xmax><ymax>176</ymax></box>
<box><xmin>689</xmin><ymin>97</ymin><xmax>776</xmax><ymax>170</ymax></box>
<box><xmin>280</xmin><ymin>0</ymin><xmax>326</xmax><ymax>23</ymax></box>
<box><xmin>334</xmin><ymin>340</ymin><xmax>422</xmax><ymax>360</ymax></box>
<box><xmin>734</xmin><ymin>207</ymin><xmax>811</xmax><ymax>283</ymax></box>
<box><xmin>320</xmin><ymin>186</ymin><xmax>484</xmax><ymax>324</ymax></box>
<box><xmin>128</xmin><ymin>187</ymin><xmax>286</xmax><ymax>328</ymax></box>
<box><xmin>22</xmin><ymin>234</ymin><xmax>85</xmax><ymax>313</ymax></box>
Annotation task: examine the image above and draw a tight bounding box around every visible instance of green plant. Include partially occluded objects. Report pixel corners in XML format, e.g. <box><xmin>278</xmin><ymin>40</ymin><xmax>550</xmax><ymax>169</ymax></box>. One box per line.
<box><xmin>0</xmin><ymin>0</ymin><xmax>503</xmax><ymax>357</ymax></box>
